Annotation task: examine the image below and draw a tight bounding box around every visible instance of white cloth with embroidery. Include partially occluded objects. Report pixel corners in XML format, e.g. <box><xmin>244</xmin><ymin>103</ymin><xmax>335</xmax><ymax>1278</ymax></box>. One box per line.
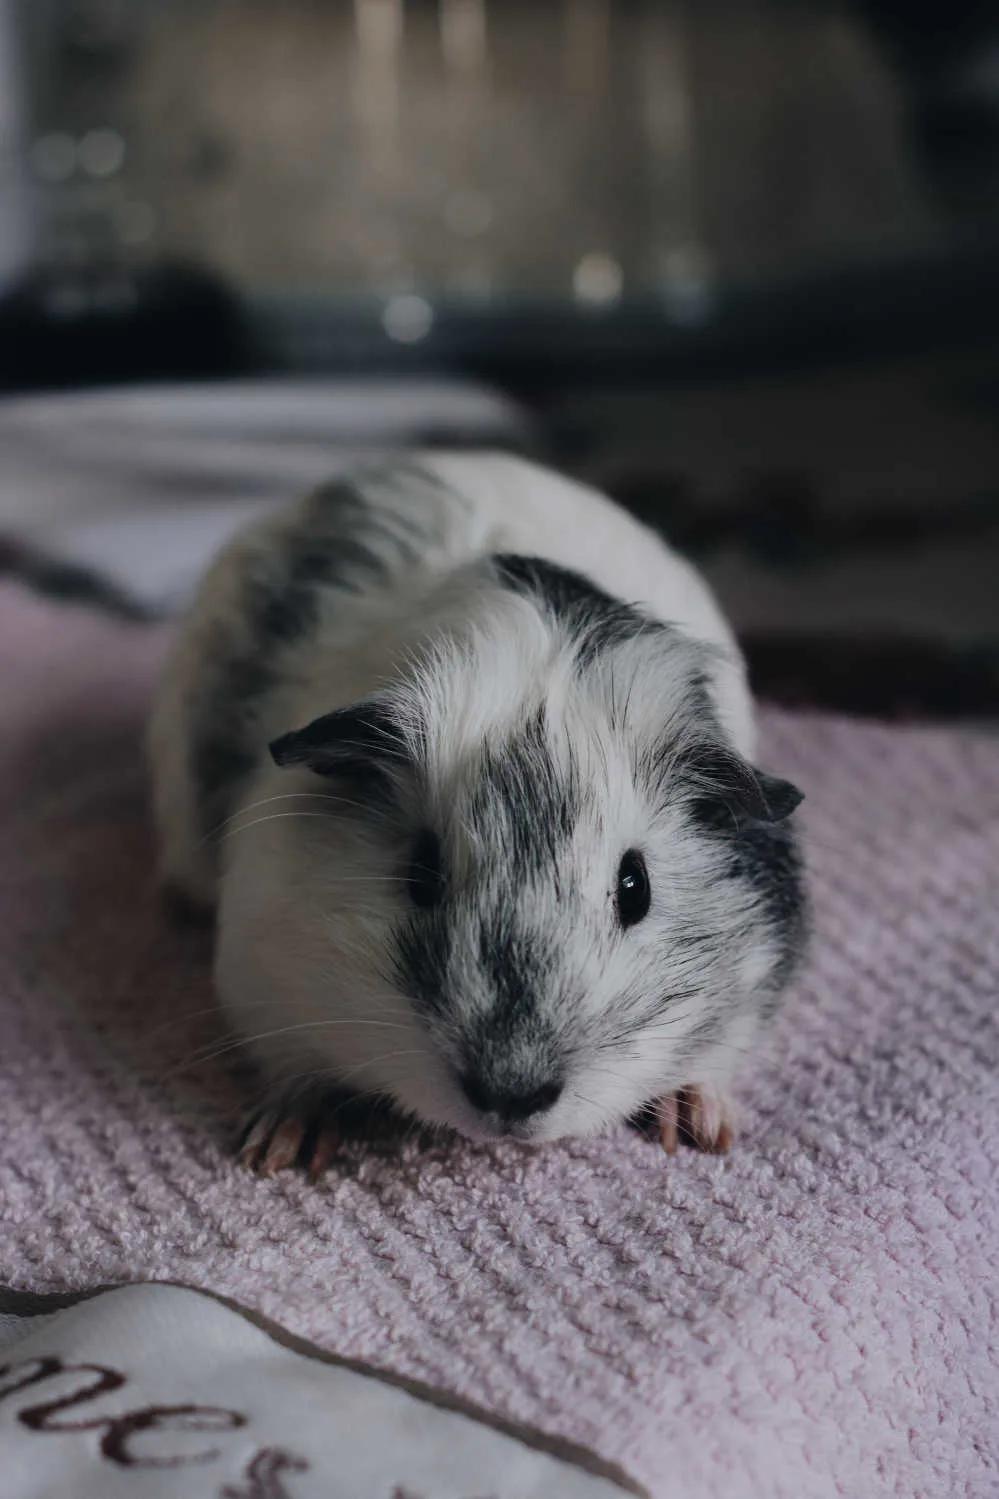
<box><xmin>0</xmin><ymin>1284</ymin><xmax>635</xmax><ymax>1499</ymax></box>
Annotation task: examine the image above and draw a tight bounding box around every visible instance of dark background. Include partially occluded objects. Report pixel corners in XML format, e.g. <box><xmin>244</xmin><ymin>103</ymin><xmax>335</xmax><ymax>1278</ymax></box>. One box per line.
<box><xmin>1</xmin><ymin>0</ymin><xmax>998</xmax><ymax>714</ymax></box>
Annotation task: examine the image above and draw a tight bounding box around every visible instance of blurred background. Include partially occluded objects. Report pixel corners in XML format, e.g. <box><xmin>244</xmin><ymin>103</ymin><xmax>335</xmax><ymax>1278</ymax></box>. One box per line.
<box><xmin>1</xmin><ymin>0</ymin><xmax>998</xmax><ymax>714</ymax></box>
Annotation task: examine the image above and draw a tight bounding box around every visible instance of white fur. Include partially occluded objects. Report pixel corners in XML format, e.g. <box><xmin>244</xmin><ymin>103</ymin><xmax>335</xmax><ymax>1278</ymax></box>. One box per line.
<box><xmin>149</xmin><ymin>453</ymin><xmax>781</xmax><ymax>1143</ymax></box>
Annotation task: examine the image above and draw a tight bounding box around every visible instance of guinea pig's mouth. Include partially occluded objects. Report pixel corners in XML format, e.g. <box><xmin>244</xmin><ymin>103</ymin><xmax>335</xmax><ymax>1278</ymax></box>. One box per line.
<box><xmin>456</xmin><ymin>1113</ymin><xmax>547</xmax><ymax>1146</ymax></box>
<box><xmin>385</xmin><ymin>1051</ymin><xmax>574</xmax><ymax>1145</ymax></box>
<box><xmin>449</xmin><ymin>1069</ymin><xmax>566</xmax><ymax>1145</ymax></box>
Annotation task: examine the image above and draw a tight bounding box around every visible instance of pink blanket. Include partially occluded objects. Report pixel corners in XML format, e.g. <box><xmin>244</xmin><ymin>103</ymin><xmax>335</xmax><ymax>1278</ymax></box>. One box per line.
<box><xmin>1</xmin><ymin>582</ymin><xmax>996</xmax><ymax>1499</ymax></box>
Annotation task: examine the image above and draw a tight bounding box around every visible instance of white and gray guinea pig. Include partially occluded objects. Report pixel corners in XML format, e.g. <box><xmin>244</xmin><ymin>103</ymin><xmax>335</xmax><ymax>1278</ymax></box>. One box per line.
<box><xmin>149</xmin><ymin>452</ymin><xmax>805</xmax><ymax>1173</ymax></box>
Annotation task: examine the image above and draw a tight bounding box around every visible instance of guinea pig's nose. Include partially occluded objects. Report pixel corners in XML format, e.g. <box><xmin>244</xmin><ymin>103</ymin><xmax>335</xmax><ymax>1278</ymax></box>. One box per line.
<box><xmin>460</xmin><ymin>1073</ymin><xmax>563</xmax><ymax>1122</ymax></box>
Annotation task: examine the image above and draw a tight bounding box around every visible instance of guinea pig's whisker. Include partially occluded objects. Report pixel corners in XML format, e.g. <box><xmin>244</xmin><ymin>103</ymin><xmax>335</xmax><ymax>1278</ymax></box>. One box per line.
<box><xmin>700</xmin><ymin>1041</ymin><xmax>769</xmax><ymax>1065</ymax></box>
<box><xmin>632</xmin><ymin>1006</ymin><xmax>723</xmax><ymax>1038</ymax></box>
<box><xmin>141</xmin><ymin>998</ymin><xmax>279</xmax><ymax>1040</ymax></box>
<box><xmin>214</xmin><ymin>791</ymin><xmax>337</xmax><ymax>818</ymax></box>
<box><xmin>160</xmin><ymin>1017</ymin><xmax>414</xmax><ymax>1078</ymax></box>
<box><xmin>199</xmin><ymin>790</ymin><xmax>356</xmax><ymax>846</ymax></box>
<box><xmin>320</xmin><ymin>914</ymin><xmax>392</xmax><ymax>939</ymax></box>
<box><xmin>341</xmin><ymin>1047</ymin><xmax>428</xmax><ymax>1076</ymax></box>
<box><xmin>273</xmin><ymin>1079</ymin><xmax>406</xmax><ymax>1130</ymax></box>
<box><xmin>327</xmin><ymin>1084</ymin><xmax>395</xmax><ymax>1117</ymax></box>
<box><xmin>325</xmin><ymin>1050</ymin><xmax>429</xmax><ymax>1091</ymax></box>
<box><xmin>323</xmin><ymin>992</ymin><xmax>410</xmax><ymax>1025</ymax></box>
<box><xmin>310</xmin><ymin>962</ymin><xmax>410</xmax><ymax>1009</ymax></box>
<box><xmin>576</xmin><ymin>1064</ymin><xmax>635</xmax><ymax>1089</ymax></box>
<box><xmin>212</xmin><ymin>809</ymin><xmax>359</xmax><ymax>846</ymax></box>
<box><xmin>145</xmin><ymin>991</ymin><xmax>408</xmax><ymax>1050</ymax></box>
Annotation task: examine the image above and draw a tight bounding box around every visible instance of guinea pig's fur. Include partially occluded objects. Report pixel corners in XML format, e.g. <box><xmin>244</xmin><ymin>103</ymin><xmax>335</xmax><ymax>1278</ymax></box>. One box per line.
<box><xmin>149</xmin><ymin>453</ymin><xmax>805</xmax><ymax>1149</ymax></box>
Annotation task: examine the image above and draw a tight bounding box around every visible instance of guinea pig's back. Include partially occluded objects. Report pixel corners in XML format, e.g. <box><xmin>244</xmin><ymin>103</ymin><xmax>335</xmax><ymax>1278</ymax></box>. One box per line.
<box><xmin>421</xmin><ymin>451</ymin><xmax>733</xmax><ymax>652</ymax></box>
<box><xmin>419</xmin><ymin>450</ymin><xmax>754</xmax><ymax>754</ymax></box>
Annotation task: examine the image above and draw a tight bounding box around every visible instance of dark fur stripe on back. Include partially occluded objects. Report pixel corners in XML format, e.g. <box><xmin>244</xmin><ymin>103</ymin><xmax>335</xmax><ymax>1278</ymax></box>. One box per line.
<box><xmin>190</xmin><ymin>469</ymin><xmax>442</xmax><ymax>836</ymax></box>
<box><xmin>492</xmin><ymin>553</ymin><xmax>663</xmax><ymax>665</ymax></box>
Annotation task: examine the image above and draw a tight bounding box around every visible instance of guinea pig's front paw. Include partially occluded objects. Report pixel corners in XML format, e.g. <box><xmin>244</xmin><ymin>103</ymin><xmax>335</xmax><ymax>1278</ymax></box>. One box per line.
<box><xmin>237</xmin><ymin>1104</ymin><xmax>341</xmax><ymax>1182</ymax></box>
<box><xmin>656</xmin><ymin>1083</ymin><xmax>734</xmax><ymax>1155</ymax></box>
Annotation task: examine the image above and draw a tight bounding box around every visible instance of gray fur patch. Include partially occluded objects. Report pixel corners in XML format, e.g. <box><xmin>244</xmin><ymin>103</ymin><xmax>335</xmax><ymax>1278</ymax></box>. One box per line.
<box><xmin>189</xmin><ymin>464</ymin><xmax>450</xmax><ymax>836</ymax></box>
<box><xmin>470</xmin><ymin>707</ymin><xmax>581</xmax><ymax>878</ymax></box>
<box><xmin>492</xmin><ymin>553</ymin><xmax>663</xmax><ymax>666</ymax></box>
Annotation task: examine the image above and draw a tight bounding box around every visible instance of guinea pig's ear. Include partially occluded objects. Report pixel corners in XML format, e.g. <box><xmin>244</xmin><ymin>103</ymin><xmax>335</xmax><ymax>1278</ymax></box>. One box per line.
<box><xmin>268</xmin><ymin>697</ymin><xmax>410</xmax><ymax>801</ymax></box>
<box><xmin>685</xmin><ymin>741</ymin><xmax>803</xmax><ymax>826</ymax></box>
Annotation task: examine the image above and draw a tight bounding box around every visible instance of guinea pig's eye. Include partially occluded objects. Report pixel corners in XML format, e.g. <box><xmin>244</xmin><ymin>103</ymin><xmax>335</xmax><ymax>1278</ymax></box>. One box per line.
<box><xmin>616</xmin><ymin>850</ymin><xmax>650</xmax><ymax>928</ymax></box>
<box><xmin>407</xmin><ymin>829</ymin><xmax>445</xmax><ymax>909</ymax></box>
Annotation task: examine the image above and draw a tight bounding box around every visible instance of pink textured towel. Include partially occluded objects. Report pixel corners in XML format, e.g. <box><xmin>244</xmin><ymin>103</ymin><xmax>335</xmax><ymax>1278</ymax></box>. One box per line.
<box><xmin>0</xmin><ymin>582</ymin><xmax>996</xmax><ymax>1499</ymax></box>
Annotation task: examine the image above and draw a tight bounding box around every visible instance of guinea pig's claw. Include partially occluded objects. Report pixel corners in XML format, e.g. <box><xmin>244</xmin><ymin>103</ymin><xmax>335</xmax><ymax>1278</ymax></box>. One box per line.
<box><xmin>237</xmin><ymin>1106</ymin><xmax>337</xmax><ymax>1179</ymax></box>
<box><xmin>238</xmin><ymin>1110</ymin><xmax>307</xmax><ymax>1177</ymax></box>
<box><xmin>654</xmin><ymin>1084</ymin><xmax>735</xmax><ymax>1155</ymax></box>
<box><xmin>260</xmin><ymin>1117</ymin><xmax>309</xmax><ymax>1177</ymax></box>
<box><xmin>305</xmin><ymin>1124</ymin><xmax>341</xmax><ymax>1184</ymax></box>
<box><xmin>678</xmin><ymin>1084</ymin><xmax>734</xmax><ymax>1153</ymax></box>
<box><xmin>657</xmin><ymin>1094</ymin><xmax>679</xmax><ymax>1155</ymax></box>
<box><xmin>237</xmin><ymin>1110</ymin><xmax>277</xmax><ymax>1171</ymax></box>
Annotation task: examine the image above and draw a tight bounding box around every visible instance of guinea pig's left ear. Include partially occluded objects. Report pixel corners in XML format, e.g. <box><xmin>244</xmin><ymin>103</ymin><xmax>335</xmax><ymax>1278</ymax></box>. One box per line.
<box><xmin>268</xmin><ymin>697</ymin><xmax>410</xmax><ymax>801</ymax></box>
<box><xmin>686</xmin><ymin>741</ymin><xmax>803</xmax><ymax>825</ymax></box>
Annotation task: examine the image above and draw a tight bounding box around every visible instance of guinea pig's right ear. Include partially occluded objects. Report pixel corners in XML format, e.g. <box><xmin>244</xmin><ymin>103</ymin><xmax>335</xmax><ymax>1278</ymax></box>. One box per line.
<box><xmin>268</xmin><ymin>698</ymin><xmax>411</xmax><ymax>802</ymax></box>
<box><xmin>684</xmin><ymin>740</ymin><xmax>803</xmax><ymax>826</ymax></box>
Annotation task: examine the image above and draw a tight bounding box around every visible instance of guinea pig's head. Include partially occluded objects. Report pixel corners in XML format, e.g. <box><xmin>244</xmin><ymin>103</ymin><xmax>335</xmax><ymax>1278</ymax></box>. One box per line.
<box><xmin>266</xmin><ymin>555</ymin><xmax>805</xmax><ymax>1143</ymax></box>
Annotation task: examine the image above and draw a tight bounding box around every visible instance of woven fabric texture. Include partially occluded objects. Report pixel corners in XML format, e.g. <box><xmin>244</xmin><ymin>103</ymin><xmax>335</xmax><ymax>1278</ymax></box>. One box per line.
<box><xmin>0</xmin><ymin>582</ymin><xmax>996</xmax><ymax>1499</ymax></box>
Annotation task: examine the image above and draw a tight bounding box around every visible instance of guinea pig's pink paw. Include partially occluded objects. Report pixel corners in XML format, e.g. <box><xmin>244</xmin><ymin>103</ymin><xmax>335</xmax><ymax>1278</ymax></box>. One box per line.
<box><xmin>656</xmin><ymin>1083</ymin><xmax>734</xmax><ymax>1155</ymax></box>
<box><xmin>237</xmin><ymin>1106</ymin><xmax>341</xmax><ymax>1181</ymax></box>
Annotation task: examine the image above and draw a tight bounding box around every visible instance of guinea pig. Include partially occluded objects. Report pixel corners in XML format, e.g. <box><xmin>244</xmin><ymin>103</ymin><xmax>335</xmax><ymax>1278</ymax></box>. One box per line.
<box><xmin>148</xmin><ymin>452</ymin><xmax>805</xmax><ymax>1175</ymax></box>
